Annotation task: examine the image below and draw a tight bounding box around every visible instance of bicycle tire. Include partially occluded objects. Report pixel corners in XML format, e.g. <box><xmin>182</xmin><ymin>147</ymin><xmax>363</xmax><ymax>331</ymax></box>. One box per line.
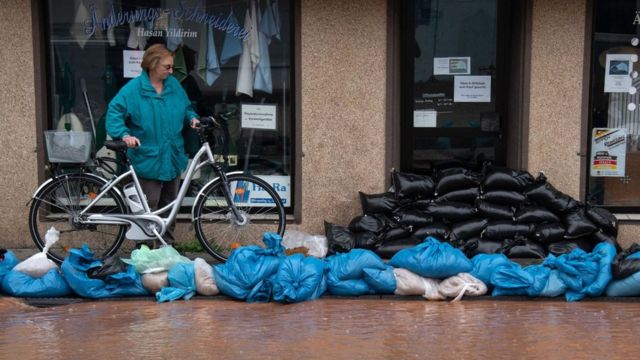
<box><xmin>28</xmin><ymin>173</ymin><xmax>128</xmax><ymax>264</ymax></box>
<box><xmin>193</xmin><ymin>174</ymin><xmax>286</xmax><ymax>262</ymax></box>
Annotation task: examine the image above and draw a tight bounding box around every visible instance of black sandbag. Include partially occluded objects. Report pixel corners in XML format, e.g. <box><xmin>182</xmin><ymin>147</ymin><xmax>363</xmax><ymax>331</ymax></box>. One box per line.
<box><xmin>589</xmin><ymin>230</ymin><xmax>621</xmax><ymax>252</ymax></box>
<box><xmin>349</xmin><ymin>214</ymin><xmax>385</xmax><ymax>234</ymax></box>
<box><xmin>533</xmin><ymin>223</ymin><xmax>566</xmax><ymax>244</ymax></box>
<box><xmin>419</xmin><ymin>201</ymin><xmax>478</xmax><ymax>222</ymax></box>
<box><xmin>359</xmin><ymin>192</ymin><xmax>399</xmax><ymax>214</ymax></box>
<box><xmin>381</xmin><ymin>227</ymin><xmax>413</xmax><ymax>243</ymax></box>
<box><xmin>414</xmin><ymin>223</ymin><xmax>451</xmax><ymax>241</ymax></box>
<box><xmin>87</xmin><ymin>255</ymin><xmax>128</xmax><ymax>280</ymax></box>
<box><xmin>501</xmin><ymin>237</ymin><xmax>547</xmax><ymax>259</ymax></box>
<box><xmin>325</xmin><ymin>221</ymin><xmax>356</xmax><ymax>254</ymax></box>
<box><xmin>463</xmin><ymin>237</ymin><xmax>503</xmax><ymax>257</ymax></box>
<box><xmin>524</xmin><ymin>178</ymin><xmax>579</xmax><ymax>214</ymax></box>
<box><xmin>450</xmin><ymin>218</ymin><xmax>489</xmax><ymax>241</ymax></box>
<box><xmin>375</xmin><ymin>237</ymin><xmax>424</xmax><ymax>259</ymax></box>
<box><xmin>435</xmin><ymin>187</ymin><xmax>479</xmax><ymax>204</ymax></box>
<box><xmin>354</xmin><ymin>232</ymin><xmax>382</xmax><ymax>250</ymax></box>
<box><xmin>0</xmin><ymin>249</ymin><xmax>6</xmax><ymax>261</ymax></box>
<box><xmin>391</xmin><ymin>171</ymin><xmax>435</xmax><ymax>200</ymax></box>
<box><xmin>562</xmin><ymin>208</ymin><xmax>599</xmax><ymax>238</ymax></box>
<box><xmin>434</xmin><ymin>170</ymin><xmax>483</xmax><ymax>196</ymax></box>
<box><xmin>475</xmin><ymin>200</ymin><xmax>514</xmax><ymax>220</ymax></box>
<box><xmin>481</xmin><ymin>168</ymin><xmax>535</xmax><ymax>192</ymax></box>
<box><xmin>514</xmin><ymin>206</ymin><xmax>560</xmax><ymax>224</ymax></box>
<box><xmin>482</xmin><ymin>221</ymin><xmax>534</xmax><ymax>240</ymax></box>
<box><xmin>479</xmin><ymin>190</ymin><xmax>527</xmax><ymax>206</ymax></box>
<box><xmin>585</xmin><ymin>205</ymin><xmax>618</xmax><ymax>237</ymax></box>
<box><xmin>392</xmin><ymin>209</ymin><xmax>433</xmax><ymax>228</ymax></box>
<box><xmin>611</xmin><ymin>244</ymin><xmax>640</xmax><ymax>279</ymax></box>
<box><xmin>547</xmin><ymin>239</ymin><xmax>595</xmax><ymax>256</ymax></box>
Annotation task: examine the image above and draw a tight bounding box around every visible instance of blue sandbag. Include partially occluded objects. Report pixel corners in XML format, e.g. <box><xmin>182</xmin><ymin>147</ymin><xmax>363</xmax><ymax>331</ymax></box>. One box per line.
<box><xmin>470</xmin><ymin>253</ymin><xmax>511</xmax><ymax>286</ymax></box>
<box><xmin>0</xmin><ymin>251</ymin><xmax>19</xmax><ymax>285</ymax></box>
<box><xmin>388</xmin><ymin>237</ymin><xmax>473</xmax><ymax>278</ymax></box>
<box><xmin>581</xmin><ymin>242</ymin><xmax>616</xmax><ymax>298</ymax></box>
<box><xmin>540</xmin><ymin>269</ymin><xmax>567</xmax><ymax>298</ymax></box>
<box><xmin>551</xmin><ymin>249</ymin><xmax>599</xmax><ymax>302</ymax></box>
<box><xmin>271</xmin><ymin>254</ymin><xmax>326</xmax><ymax>303</ymax></box>
<box><xmin>491</xmin><ymin>263</ymin><xmax>552</xmax><ymax>297</ymax></box>
<box><xmin>156</xmin><ymin>263</ymin><xmax>196</xmax><ymax>302</ymax></box>
<box><xmin>213</xmin><ymin>232</ymin><xmax>285</xmax><ymax>300</ymax></box>
<box><xmin>326</xmin><ymin>249</ymin><xmax>386</xmax><ymax>280</ymax></box>
<box><xmin>61</xmin><ymin>244</ymin><xmax>149</xmax><ymax>298</ymax></box>
<box><xmin>1</xmin><ymin>268</ymin><xmax>72</xmax><ymax>297</ymax></box>
<box><xmin>606</xmin><ymin>271</ymin><xmax>640</xmax><ymax>296</ymax></box>
<box><xmin>326</xmin><ymin>271</ymin><xmax>374</xmax><ymax>296</ymax></box>
<box><xmin>362</xmin><ymin>266</ymin><xmax>396</xmax><ymax>294</ymax></box>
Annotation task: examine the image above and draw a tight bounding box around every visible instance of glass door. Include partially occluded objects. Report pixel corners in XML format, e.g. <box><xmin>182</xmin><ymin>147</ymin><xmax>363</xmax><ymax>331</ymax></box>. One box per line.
<box><xmin>401</xmin><ymin>0</ymin><xmax>511</xmax><ymax>174</ymax></box>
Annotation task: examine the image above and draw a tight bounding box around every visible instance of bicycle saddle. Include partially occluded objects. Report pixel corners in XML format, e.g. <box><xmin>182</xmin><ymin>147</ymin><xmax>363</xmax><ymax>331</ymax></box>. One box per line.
<box><xmin>104</xmin><ymin>140</ymin><xmax>129</xmax><ymax>153</ymax></box>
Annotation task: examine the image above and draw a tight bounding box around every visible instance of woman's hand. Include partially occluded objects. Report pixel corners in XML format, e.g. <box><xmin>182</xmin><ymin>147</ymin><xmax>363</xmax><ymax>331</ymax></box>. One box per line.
<box><xmin>122</xmin><ymin>135</ymin><xmax>141</xmax><ymax>148</ymax></box>
<box><xmin>191</xmin><ymin>118</ymin><xmax>200</xmax><ymax>128</ymax></box>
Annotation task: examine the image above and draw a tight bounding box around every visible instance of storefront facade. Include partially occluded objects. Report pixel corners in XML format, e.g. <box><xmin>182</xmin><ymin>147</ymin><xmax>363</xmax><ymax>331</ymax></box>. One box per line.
<box><xmin>0</xmin><ymin>0</ymin><xmax>639</xmax><ymax>249</ymax></box>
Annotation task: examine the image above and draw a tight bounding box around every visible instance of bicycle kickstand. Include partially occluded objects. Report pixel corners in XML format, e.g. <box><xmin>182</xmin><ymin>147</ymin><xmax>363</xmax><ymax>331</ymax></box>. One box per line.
<box><xmin>152</xmin><ymin>228</ymin><xmax>170</xmax><ymax>247</ymax></box>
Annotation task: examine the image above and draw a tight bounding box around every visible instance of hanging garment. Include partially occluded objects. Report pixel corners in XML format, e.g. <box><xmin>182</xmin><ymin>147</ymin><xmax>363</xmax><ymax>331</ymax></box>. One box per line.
<box><xmin>70</xmin><ymin>0</ymin><xmax>91</xmax><ymax>49</ymax></box>
<box><xmin>272</xmin><ymin>0</ymin><xmax>281</xmax><ymax>40</ymax></box>
<box><xmin>236</xmin><ymin>1</ymin><xmax>260</xmax><ymax>97</ymax></box>
<box><xmin>220</xmin><ymin>9</ymin><xmax>243</xmax><ymax>64</ymax></box>
<box><xmin>126</xmin><ymin>22</ymin><xmax>147</xmax><ymax>50</ymax></box>
<box><xmin>166</xmin><ymin>11</ymin><xmax>183</xmax><ymax>51</ymax></box>
<box><xmin>254</xmin><ymin>6</ymin><xmax>273</xmax><ymax>94</ymax></box>
<box><xmin>259</xmin><ymin>1</ymin><xmax>279</xmax><ymax>44</ymax></box>
<box><xmin>197</xmin><ymin>24</ymin><xmax>221</xmax><ymax>86</ymax></box>
<box><xmin>172</xmin><ymin>47</ymin><xmax>188</xmax><ymax>83</ymax></box>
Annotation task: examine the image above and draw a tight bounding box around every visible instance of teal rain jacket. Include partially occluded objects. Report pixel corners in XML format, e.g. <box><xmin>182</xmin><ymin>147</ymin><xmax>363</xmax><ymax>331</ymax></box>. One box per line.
<box><xmin>106</xmin><ymin>71</ymin><xmax>198</xmax><ymax>181</ymax></box>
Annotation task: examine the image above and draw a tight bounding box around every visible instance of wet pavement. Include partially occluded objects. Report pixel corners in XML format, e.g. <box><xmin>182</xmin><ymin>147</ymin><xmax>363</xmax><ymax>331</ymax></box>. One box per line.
<box><xmin>1</xmin><ymin>296</ymin><xmax>640</xmax><ymax>359</ymax></box>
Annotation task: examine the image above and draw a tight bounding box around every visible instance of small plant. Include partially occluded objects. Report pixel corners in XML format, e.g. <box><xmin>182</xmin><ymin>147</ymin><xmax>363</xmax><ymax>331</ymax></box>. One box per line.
<box><xmin>174</xmin><ymin>240</ymin><xmax>204</xmax><ymax>253</ymax></box>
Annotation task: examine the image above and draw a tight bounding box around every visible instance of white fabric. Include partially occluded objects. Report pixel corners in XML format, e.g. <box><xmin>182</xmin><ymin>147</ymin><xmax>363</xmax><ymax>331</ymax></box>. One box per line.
<box><xmin>282</xmin><ymin>230</ymin><xmax>329</xmax><ymax>258</ymax></box>
<box><xmin>236</xmin><ymin>0</ymin><xmax>260</xmax><ymax>97</ymax></box>
<box><xmin>70</xmin><ymin>1</ymin><xmax>91</xmax><ymax>49</ymax></box>
<box><xmin>438</xmin><ymin>273</ymin><xmax>487</xmax><ymax>302</ymax></box>
<box><xmin>141</xmin><ymin>271</ymin><xmax>169</xmax><ymax>293</ymax></box>
<box><xmin>13</xmin><ymin>227</ymin><xmax>60</xmax><ymax>278</ymax></box>
<box><xmin>393</xmin><ymin>268</ymin><xmax>444</xmax><ymax>301</ymax></box>
<box><xmin>194</xmin><ymin>258</ymin><xmax>219</xmax><ymax>296</ymax></box>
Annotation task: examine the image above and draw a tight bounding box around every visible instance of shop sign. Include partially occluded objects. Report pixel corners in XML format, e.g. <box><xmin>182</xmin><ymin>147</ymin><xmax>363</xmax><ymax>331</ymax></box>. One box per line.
<box><xmin>590</xmin><ymin>128</ymin><xmax>628</xmax><ymax>177</ymax></box>
<box><xmin>234</xmin><ymin>175</ymin><xmax>291</xmax><ymax>207</ymax></box>
<box><xmin>241</xmin><ymin>104</ymin><xmax>277</xmax><ymax>130</ymax></box>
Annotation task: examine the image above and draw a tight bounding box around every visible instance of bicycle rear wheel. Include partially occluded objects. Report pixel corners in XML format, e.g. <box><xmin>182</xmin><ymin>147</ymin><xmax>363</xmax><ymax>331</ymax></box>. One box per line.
<box><xmin>28</xmin><ymin>173</ymin><xmax>128</xmax><ymax>264</ymax></box>
<box><xmin>193</xmin><ymin>174</ymin><xmax>286</xmax><ymax>262</ymax></box>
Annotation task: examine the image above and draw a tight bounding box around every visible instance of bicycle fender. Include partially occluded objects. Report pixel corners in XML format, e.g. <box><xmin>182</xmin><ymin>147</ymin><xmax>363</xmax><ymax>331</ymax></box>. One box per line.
<box><xmin>191</xmin><ymin>171</ymin><xmax>244</xmax><ymax>219</ymax></box>
<box><xmin>31</xmin><ymin>177</ymin><xmax>55</xmax><ymax>198</ymax></box>
<box><xmin>31</xmin><ymin>173</ymin><xmax>125</xmax><ymax>201</ymax></box>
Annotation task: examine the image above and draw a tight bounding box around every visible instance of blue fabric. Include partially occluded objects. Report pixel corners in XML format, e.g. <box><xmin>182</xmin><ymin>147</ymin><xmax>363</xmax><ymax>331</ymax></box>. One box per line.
<box><xmin>540</xmin><ymin>269</ymin><xmax>567</xmax><ymax>298</ymax></box>
<box><xmin>106</xmin><ymin>71</ymin><xmax>198</xmax><ymax>181</ymax></box>
<box><xmin>627</xmin><ymin>252</ymin><xmax>640</xmax><ymax>260</ymax></box>
<box><xmin>1</xmin><ymin>268</ymin><xmax>73</xmax><ymax>298</ymax></box>
<box><xmin>326</xmin><ymin>272</ymin><xmax>374</xmax><ymax>296</ymax></box>
<box><xmin>204</xmin><ymin>25</ymin><xmax>221</xmax><ymax>86</ymax></box>
<box><xmin>61</xmin><ymin>245</ymin><xmax>149</xmax><ymax>299</ymax></box>
<box><xmin>213</xmin><ymin>232</ymin><xmax>285</xmax><ymax>300</ymax></box>
<box><xmin>166</xmin><ymin>12</ymin><xmax>183</xmax><ymax>51</ymax></box>
<box><xmin>491</xmin><ymin>263</ymin><xmax>552</xmax><ymax>297</ymax></box>
<box><xmin>362</xmin><ymin>266</ymin><xmax>396</xmax><ymax>294</ymax></box>
<box><xmin>388</xmin><ymin>238</ymin><xmax>473</xmax><ymax>279</ymax></box>
<box><xmin>581</xmin><ymin>243</ymin><xmax>616</xmax><ymax>299</ymax></box>
<box><xmin>0</xmin><ymin>251</ymin><xmax>19</xmax><ymax>285</ymax></box>
<box><xmin>259</xmin><ymin>4</ymin><xmax>279</xmax><ymax>41</ymax></box>
<box><xmin>253</xmin><ymin>31</ymin><xmax>272</xmax><ymax>94</ymax></box>
<box><xmin>156</xmin><ymin>263</ymin><xmax>196</xmax><ymax>302</ymax></box>
<box><xmin>326</xmin><ymin>249</ymin><xmax>386</xmax><ymax>280</ymax></box>
<box><xmin>470</xmin><ymin>253</ymin><xmax>511</xmax><ymax>286</ymax></box>
<box><xmin>271</xmin><ymin>254</ymin><xmax>327</xmax><ymax>303</ymax></box>
<box><xmin>606</xmin><ymin>271</ymin><xmax>640</xmax><ymax>296</ymax></box>
<box><xmin>220</xmin><ymin>9</ymin><xmax>243</xmax><ymax>64</ymax></box>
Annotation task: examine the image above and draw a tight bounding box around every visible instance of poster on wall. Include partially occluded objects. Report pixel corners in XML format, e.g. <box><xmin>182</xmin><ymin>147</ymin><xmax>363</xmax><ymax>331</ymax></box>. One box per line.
<box><xmin>433</xmin><ymin>57</ymin><xmax>471</xmax><ymax>75</ymax></box>
<box><xmin>232</xmin><ymin>175</ymin><xmax>291</xmax><ymax>207</ymax></box>
<box><xmin>241</xmin><ymin>104</ymin><xmax>277</xmax><ymax>130</ymax></box>
<box><xmin>123</xmin><ymin>50</ymin><xmax>144</xmax><ymax>78</ymax></box>
<box><xmin>590</xmin><ymin>128</ymin><xmax>628</xmax><ymax>177</ymax></box>
<box><xmin>604</xmin><ymin>54</ymin><xmax>635</xmax><ymax>93</ymax></box>
<box><xmin>454</xmin><ymin>76</ymin><xmax>491</xmax><ymax>102</ymax></box>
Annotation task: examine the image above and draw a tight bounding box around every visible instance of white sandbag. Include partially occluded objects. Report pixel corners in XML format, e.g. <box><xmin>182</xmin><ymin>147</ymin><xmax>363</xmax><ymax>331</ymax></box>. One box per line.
<box><xmin>141</xmin><ymin>271</ymin><xmax>169</xmax><ymax>293</ymax></box>
<box><xmin>282</xmin><ymin>230</ymin><xmax>328</xmax><ymax>258</ymax></box>
<box><xmin>394</xmin><ymin>268</ymin><xmax>445</xmax><ymax>300</ymax></box>
<box><xmin>13</xmin><ymin>227</ymin><xmax>59</xmax><ymax>278</ymax></box>
<box><xmin>194</xmin><ymin>258</ymin><xmax>219</xmax><ymax>296</ymax></box>
<box><xmin>438</xmin><ymin>273</ymin><xmax>488</xmax><ymax>302</ymax></box>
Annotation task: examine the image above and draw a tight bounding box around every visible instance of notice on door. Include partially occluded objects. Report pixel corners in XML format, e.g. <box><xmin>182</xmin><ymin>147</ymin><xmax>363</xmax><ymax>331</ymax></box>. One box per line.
<box><xmin>433</xmin><ymin>57</ymin><xmax>471</xmax><ymax>75</ymax></box>
<box><xmin>454</xmin><ymin>76</ymin><xmax>491</xmax><ymax>102</ymax></box>
<box><xmin>241</xmin><ymin>104</ymin><xmax>277</xmax><ymax>130</ymax></box>
<box><xmin>590</xmin><ymin>128</ymin><xmax>627</xmax><ymax>177</ymax></box>
<box><xmin>123</xmin><ymin>50</ymin><xmax>144</xmax><ymax>78</ymax></box>
<box><xmin>413</xmin><ymin>110</ymin><xmax>437</xmax><ymax>128</ymax></box>
<box><xmin>604</xmin><ymin>54</ymin><xmax>635</xmax><ymax>93</ymax></box>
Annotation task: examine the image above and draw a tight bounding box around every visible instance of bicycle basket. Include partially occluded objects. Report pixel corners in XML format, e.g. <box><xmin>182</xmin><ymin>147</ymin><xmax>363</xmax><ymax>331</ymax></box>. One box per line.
<box><xmin>44</xmin><ymin>131</ymin><xmax>92</xmax><ymax>163</ymax></box>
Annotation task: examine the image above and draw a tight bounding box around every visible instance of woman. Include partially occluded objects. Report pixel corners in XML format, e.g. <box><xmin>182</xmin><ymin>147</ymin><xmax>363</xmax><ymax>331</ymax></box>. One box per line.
<box><xmin>106</xmin><ymin>44</ymin><xmax>199</xmax><ymax>243</ymax></box>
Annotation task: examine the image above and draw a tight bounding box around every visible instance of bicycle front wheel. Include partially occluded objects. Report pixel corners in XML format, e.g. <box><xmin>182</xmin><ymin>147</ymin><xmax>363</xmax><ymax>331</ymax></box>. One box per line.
<box><xmin>193</xmin><ymin>174</ymin><xmax>286</xmax><ymax>262</ymax></box>
<box><xmin>28</xmin><ymin>173</ymin><xmax>128</xmax><ymax>264</ymax></box>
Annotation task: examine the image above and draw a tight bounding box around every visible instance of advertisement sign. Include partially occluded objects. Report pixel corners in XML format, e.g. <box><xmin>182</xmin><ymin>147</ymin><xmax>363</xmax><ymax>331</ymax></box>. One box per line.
<box><xmin>123</xmin><ymin>50</ymin><xmax>144</xmax><ymax>78</ymax></box>
<box><xmin>591</xmin><ymin>128</ymin><xmax>628</xmax><ymax>177</ymax></box>
<box><xmin>231</xmin><ymin>175</ymin><xmax>291</xmax><ymax>207</ymax></box>
<box><xmin>241</xmin><ymin>104</ymin><xmax>277</xmax><ymax>130</ymax></box>
<box><xmin>604</xmin><ymin>54</ymin><xmax>635</xmax><ymax>93</ymax></box>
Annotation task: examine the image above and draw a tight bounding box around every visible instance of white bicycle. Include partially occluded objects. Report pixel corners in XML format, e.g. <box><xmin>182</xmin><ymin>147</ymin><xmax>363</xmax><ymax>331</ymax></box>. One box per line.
<box><xmin>28</xmin><ymin>115</ymin><xmax>286</xmax><ymax>263</ymax></box>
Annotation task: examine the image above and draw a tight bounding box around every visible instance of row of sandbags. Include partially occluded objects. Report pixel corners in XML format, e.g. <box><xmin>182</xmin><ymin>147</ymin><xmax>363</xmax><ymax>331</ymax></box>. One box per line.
<box><xmin>326</xmin><ymin>168</ymin><xmax>620</xmax><ymax>259</ymax></box>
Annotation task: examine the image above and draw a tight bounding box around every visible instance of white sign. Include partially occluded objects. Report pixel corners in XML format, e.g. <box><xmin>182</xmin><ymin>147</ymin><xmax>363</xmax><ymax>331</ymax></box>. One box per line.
<box><xmin>241</xmin><ymin>104</ymin><xmax>277</xmax><ymax>130</ymax></box>
<box><xmin>231</xmin><ymin>175</ymin><xmax>291</xmax><ymax>207</ymax></box>
<box><xmin>604</xmin><ymin>54</ymin><xmax>635</xmax><ymax>93</ymax></box>
<box><xmin>454</xmin><ymin>76</ymin><xmax>491</xmax><ymax>102</ymax></box>
<box><xmin>414</xmin><ymin>110</ymin><xmax>437</xmax><ymax>127</ymax></box>
<box><xmin>123</xmin><ymin>50</ymin><xmax>144</xmax><ymax>78</ymax></box>
<box><xmin>590</xmin><ymin>128</ymin><xmax>628</xmax><ymax>177</ymax></box>
<box><xmin>434</xmin><ymin>57</ymin><xmax>471</xmax><ymax>75</ymax></box>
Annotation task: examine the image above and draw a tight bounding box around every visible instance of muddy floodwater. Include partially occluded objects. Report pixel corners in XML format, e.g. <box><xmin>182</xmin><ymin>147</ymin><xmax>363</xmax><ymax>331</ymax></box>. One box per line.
<box><xmin>1</xmin><ymin>297</ymin><xmax>640</xmax><ymax>359</ymax></box>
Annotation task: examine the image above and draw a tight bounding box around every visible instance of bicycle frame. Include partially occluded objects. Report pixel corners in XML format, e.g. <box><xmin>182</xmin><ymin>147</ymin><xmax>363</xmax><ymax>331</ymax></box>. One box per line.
<box><xmin>78</xmin><ymin>140</ymin><xmax>242</xmax><ymax>243</ymax></box>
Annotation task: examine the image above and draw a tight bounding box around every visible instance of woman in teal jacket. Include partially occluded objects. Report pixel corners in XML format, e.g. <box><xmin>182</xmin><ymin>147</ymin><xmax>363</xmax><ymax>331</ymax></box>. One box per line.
<box><xmin>106</xmin><ymin>44</ymin><xmax>199</xmax><ymax>238</ymax></box>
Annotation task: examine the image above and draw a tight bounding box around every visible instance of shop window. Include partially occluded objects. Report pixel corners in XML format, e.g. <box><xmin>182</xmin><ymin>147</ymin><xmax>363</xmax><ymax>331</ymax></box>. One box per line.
<box><xmin>587</xmin><ymin>0</ymin><xmax>640</xmax><ymax>211</ymax></box>
<box><xmin>42</xmin><ymin>0</ymin><xmax>295</xmax><ymax>212</ymax></box>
